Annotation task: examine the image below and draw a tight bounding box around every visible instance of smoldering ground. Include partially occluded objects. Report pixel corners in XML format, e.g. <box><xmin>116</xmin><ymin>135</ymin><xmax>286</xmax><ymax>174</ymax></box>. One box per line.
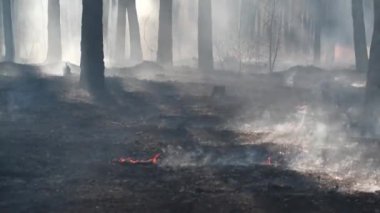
<box><xmin>1</xmin><ymin>0</ymin><xmax>380</xmax><ymax>212</ymax></box>
<box><xmin>1</xmin><ymin>60</ymin><xmax>380</xmax><ymax>213</ymax></box>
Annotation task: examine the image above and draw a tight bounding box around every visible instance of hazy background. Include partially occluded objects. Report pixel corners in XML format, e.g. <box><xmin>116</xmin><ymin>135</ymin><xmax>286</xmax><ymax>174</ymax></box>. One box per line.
<box><xmin>1</xmin><ymin>0</ymin><xmax>375</xmax><ymax>69</ymax></box>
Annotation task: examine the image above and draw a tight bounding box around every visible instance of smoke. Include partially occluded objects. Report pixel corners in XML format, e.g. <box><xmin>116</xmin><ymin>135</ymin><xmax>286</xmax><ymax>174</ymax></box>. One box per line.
<box><xmin>12</xmin><ymin>0</ymin><xmax>48</xmax><ymax>63</ymax></box>
<box><xmin>60</xmin><ymin>0</ymin><xmax>82</xmax><ymax>65</ymax></box>
<box><xmin>3</xmin><ymin>0</ymin><xmax>373</xmax><ymax>71</ymax></box>
<box><xmin>2</xmin><ymin>0</ymin><xmax>378</xmax><ymax>191</ymax></box>
<box><xmin>153</xmin><ymin>67</ymin><xmax>380</xmax><ymax>193</ymax></box>
<box><xmin>136</xmin><ymin>0</ymin><xmax>159</xmax><ymax>62</ymax></box>
<box><xmin>232</xmin><ymin>101</ymin><xmax>380</xmax><ymax>193</ymax></box>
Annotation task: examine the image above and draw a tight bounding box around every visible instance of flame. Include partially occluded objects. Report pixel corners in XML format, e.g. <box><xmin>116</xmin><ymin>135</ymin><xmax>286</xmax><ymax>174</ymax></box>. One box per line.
<box><xmin>113</xmin><ymin>153</ymin><xmax>161</xmax><ymax>165</ymax></box>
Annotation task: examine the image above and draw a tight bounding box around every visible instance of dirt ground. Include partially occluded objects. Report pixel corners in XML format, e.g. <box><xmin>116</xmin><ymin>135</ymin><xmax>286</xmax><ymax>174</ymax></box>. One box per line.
<box><xmin>0</xmin><ymin>62</ymin><xmax>379</xmax><ymax>213</ymax></box>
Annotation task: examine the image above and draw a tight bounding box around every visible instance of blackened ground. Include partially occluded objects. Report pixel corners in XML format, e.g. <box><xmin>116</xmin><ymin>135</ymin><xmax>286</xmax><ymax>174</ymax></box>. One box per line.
<box><xmin>0</xmin><ymin>63</ymin><xmax>379</xmax><ymax>213</ymax></box>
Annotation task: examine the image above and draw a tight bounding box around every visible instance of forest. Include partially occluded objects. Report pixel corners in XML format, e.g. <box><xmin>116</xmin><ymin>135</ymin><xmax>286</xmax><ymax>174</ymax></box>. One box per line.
<box><xmin>1</xmin><ymin>0</ymin><xmax>380</xmax><ymax>212</ymax></box>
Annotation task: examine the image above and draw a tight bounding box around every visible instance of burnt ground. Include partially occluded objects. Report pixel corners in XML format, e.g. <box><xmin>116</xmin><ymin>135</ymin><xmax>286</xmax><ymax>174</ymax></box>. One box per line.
<box><xmin>0</xmin><ymin>62</ymin><xmax>380</xmax><ymax>213</ymax></box>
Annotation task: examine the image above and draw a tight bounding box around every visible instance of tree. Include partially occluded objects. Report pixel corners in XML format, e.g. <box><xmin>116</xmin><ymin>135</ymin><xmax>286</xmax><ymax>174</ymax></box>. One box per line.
<box><xmin>366</xmin><ymin>0</ymin><xmax>380</xmax><ymax>97</ymax></box>
<box><xmin>363</xmin><ymin>0</ymin><xmax>380</xmax><ymax>135</ymax></box>
<box><xmin>352</xmin><ymin>0</ymin><xmax>369</xmax><ymax>72</ymax></box>
<box><xmin>2</xmin><ymin>0</ymin><xmax>15</xmax><ymax>62</ymax></box>
<box><xmin>46</xmin><ymin>0</ymin><xmax>62</xmax><ymax>63</ymax></box>
<box><xmin>313</xmin><ymin>0</ymin><xmax>322</xmax><ymax>64</ymax></box>
<box><xmin>80</xmin><ymin>0</ymin><xmax>105</xmax><ymax>94</ymax></box>
<box><xmin>157</xmin><ymin>0</ymin><xmax>173</xmax><ymax>66</ymax></box>
<box><xmin>126</xmin><ymin>0</ymin><xmax>143</xmax><ymax>62</ymax></box>
<box><xmin>116</xmin><ymin>0</ymin><xmax>127</xmax><ymax>63</ymax></box>
<box><xmin>198</xmin><ymin>0</ymin><xmax>213</xmax><ymax>71</ymax></box>
<box><xmin>267</xmin><ymin>0</ymin><xmax>281</xmax><ymax>73</ymax></box>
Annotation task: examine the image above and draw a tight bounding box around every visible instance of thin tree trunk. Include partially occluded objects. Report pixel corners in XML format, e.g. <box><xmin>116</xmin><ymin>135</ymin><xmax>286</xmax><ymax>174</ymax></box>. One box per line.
<box><xmin>256</xmin><ymin>6</ymin><xmax>261</xmax><ymax>59</ymax></box>
<box><xmin>157</xmin><ymin>0</ymin><xmax>173</xmax><ymax>66</ymax></box>
<box><xmin>313</xmin><ymin>21</ymin><xmax>321</xmax><ymax>64</ymax></box>
<box><xmin>127</xmin><ymin>0</ymin><xmax>143</xmax><ymax>62</ymax></box>
<box><xmin>283</xmin><ymin>0</ymin><xmax>291</xmax><ymax>53</ymax></box>
<box><xmin>80</xmin><ymin>0</ymin><xmax>105</xmax><ymax>94</ymax></box>
<box><xmin>2</xmin><ymin>0</ymin><xmax>14</xmax><ymax>62</ymax></box>
<box><xmin>46</xmin><ymin>0</ymin><xmax>62</xmax><ymax>63</ymax></box>
<box><xmin>116</xmin><ymin>0</ymin><xmax>127</xmax><ymax>63</ymax></box>
<box><xmin>352</xmin><ymin>0</ymin><xmax>369</xmax><ymax>72</ymax></box>
<box><xmin>313</xmin><ymin>0</ymin><xmax>322</xmax><ymax>64</ymax></box>
<box><xmin>198</xmin><ymin>0</ymin><xmax>213</xmax><ymax>71</ymax></box>
<box><xmin>0</xmin><ymin>2</ymin><xmax>3</xmax><ymax>56</ymax></box>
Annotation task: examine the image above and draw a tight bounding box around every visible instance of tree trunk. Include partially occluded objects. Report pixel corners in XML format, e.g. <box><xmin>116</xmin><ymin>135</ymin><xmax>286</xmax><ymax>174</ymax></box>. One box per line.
<box><xmin>126</xmin><ymin>0</ymin><xmax>143</xmax><ymax>62</ymax></box>
<box><xmin>80</xmin><ymin>0</ymin><xmax>105</xmax><ymax>94</ymax></box>
<box><xmin>352</xmin><ymin>0</ymin><xmax>369</xmax><ymax>72</ymax></box>
<box><xmin>0</xmin><ymin>2</ymin><xmax>3</xmax><ymax>56</ymax></box>
<box><xmin>367</xmin><ymin>1</ymin><xmax>380</xmax><ymax>96</ymax></box>
<box><xmin>313</xmin><ymin>21</ymin><xmax>321</xmax><ymax>64</ymax></box>
<box><xmin>313</xmin><ymin>0</ymin><xmax>322</xmax><ymax>64</ymax></box>
<box><xmin>116</xmin><ymin>0</ymin><xmax>127</xmax><ymax>63</ymax></box>
<box><xmin>198</xmin><ymin>0</ymin><xmax>213</xmax><ymax>71</ymax></box>
<box><xmin>46</xmin><ymin>0</ymin><xmax>62</xmax><ymax>63</ymax></box>
<box><xmin>157</xmin><ymin>0</ymin><xmax>173</xmax><ymax>66</ymax></box>
<box><xmin>2</xmin><ymin>0</ymin><xmax>14</xmax><ymax>62</ymax></box>
<box><xmin>363</xmin><ymin>0</ymin><xmax>380</xmax><ymax>135</ymax></box>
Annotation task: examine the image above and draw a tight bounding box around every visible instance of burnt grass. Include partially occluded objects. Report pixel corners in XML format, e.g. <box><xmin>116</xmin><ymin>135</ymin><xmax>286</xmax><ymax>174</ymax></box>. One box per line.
<box><xmin>0</xmin><ymin>63</ymin><xmax>379</xmax><ymax>213</ymax></box>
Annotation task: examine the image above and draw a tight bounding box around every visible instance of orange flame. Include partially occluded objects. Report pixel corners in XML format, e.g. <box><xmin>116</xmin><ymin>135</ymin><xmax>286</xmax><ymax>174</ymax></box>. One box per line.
<box><xmin>113</xmin><ymin>153</ymin><xmax>161</xmax><ymax>165</ymax></box>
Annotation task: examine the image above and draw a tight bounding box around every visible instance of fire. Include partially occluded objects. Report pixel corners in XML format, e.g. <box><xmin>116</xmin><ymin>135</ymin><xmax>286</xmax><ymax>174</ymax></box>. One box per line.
<box><xmin>113</xmin><ymin>153</ymin><xmax>161</xmax><ymax>165</ymax></box>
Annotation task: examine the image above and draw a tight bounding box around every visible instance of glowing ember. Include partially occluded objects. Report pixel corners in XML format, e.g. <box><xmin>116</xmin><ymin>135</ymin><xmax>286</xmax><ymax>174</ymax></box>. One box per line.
<box><xmin>113</xmin><ymin>153</ymin><xmax>161</xmax><ymax>165</ymax></box>
<box><xmin>266</xmin><ymin>156</ymin><xmax>272</xmax><ymax>165</ymax></box>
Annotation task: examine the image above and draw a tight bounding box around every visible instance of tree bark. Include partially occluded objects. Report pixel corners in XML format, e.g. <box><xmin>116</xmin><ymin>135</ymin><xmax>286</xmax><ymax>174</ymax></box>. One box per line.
<box><xmin>116</xmin><ymin>0</ymin><xmax>127</xmax><ymax>63</ymax></box>
<box><xmin>126</xmin><ymin>0</ymin><xmax>143</xmax><ymax>62</ymax></box>
<box><xmin>80</xmin><ymin>0</ymin><xmax>105</xmax><ymax>93</ymax></box>
<box><xmin>352</xmin><ymin>0</ymin><xmax>369</xmax><ymax>72</ymax></box>
<box><xmin>2</xmin><ymin>0</ymin><xmax>14</xmax><ymax>62</ymax></box>
<box><xmin>198</xmin><ymin>0</ymin><xmax>213</xmax><ymax>71</ymax></box>
<box><xmin>46</xmin><ymin>0</ymin><xmax>62</xmax><ymax>63</ymax></box>
<box><xmin>157</xmin><ymin>0</ymin><xmax>173</xmax><ymax>66</ymax></box>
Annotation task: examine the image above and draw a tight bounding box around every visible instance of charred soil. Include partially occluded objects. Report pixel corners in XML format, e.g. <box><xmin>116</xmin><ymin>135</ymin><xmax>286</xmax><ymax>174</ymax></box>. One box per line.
<box><xmin>0</xmin><ymin>63</ymin><xmax>379</xmax><ymax>213</ymax></box>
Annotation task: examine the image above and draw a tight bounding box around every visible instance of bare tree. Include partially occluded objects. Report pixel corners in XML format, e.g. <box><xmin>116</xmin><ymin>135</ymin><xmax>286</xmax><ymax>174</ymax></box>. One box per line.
<box><xmin>267</xmin><ymin>0</ymin><xmax>281</xmax><ymax>73</ymax></box>
<box><xmin>198</xmin><ymin>0</ymin><xmax>213</xmax><ymax>71</ymax></box>
<box><xmin>46</xmin><ymin>0</ymin><xmax>62</xmax><ymax>63</ymax></box>
<box><xmin>127</xmin><ymin>0</ymin><xmax>143</xmax><ymax>62</ymax></box>
<box><xmin>313</xmin><ymin>0</ymin><xmax>322</xmax><ymax>64</ymax></box>
<box><xmin>2</xmin><ymin>0</ymin><xmax>14</xmax><ymax>62</ymax></box>
<box><xmin>80</xmin><ymin>0</ymin><xmax>105</xmax><ymax>94</ymax></box>
<box><xmin>352</xmin><ymin>0</ymin><xmax>369</xmax><ymax>72</ymax></box>
<box><xmin>157</xmin><ymin>0</ymin><xmax>173</xmax><ymax>66</ymax></box>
